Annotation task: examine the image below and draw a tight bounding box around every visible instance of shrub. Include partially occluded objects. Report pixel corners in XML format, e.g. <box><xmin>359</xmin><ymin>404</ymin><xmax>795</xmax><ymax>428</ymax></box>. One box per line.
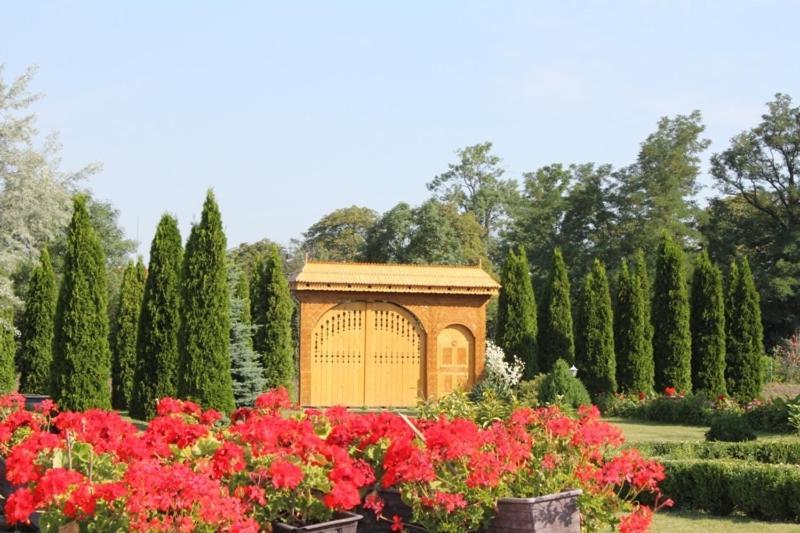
<box><xmin>771</xmin><ymin>331</ymin><xmax>800</xmax><ymax>383</ymax></box>
<box><xmin>705</xmin><ymin>412</ymin><xmax>756</xmax><ymax>442</ymax></box>
<box><xmin>538</xmin><ymin>358</ymin><xmax>591</xmax><ymax>409</ymax></box>
<box><xmin>515</xmin><ymin>375</ymin><xmax>546</xmax><ymax>408</ymax></box>
<box><xmin>744</xmin><ymin>396</ymin><xmax>797</xmax><ymax>433</ymax></box>
<box><xmin>660</xmin><ymin>459</ymin><xmax>800</xmax><ymax>521</ymax></box>
<box><xmin>636</xmin><ymin>440</ymin><xmax>800</xmax><ymax>464</ymax></box>
<box><xmin>471</xmin><ymin>340</ymin><xmax>524</xmax><ymax>402</ymax></box>
<box><xmin>575</xmin><ymin>259</ymin><xmax>617</xmax><ymax>396</ymax></box>
<box><xmin>496</xmin><ymin>247</ymin><xmax>538</xmax><ymax>376</ymax></box>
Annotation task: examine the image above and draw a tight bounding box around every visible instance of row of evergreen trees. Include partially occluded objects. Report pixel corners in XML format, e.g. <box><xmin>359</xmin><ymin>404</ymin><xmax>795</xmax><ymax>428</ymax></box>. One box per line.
<box><xmin>496</xmin><ymin>233</ymin><xmax>764</xmax><ymax>401</ymax></box>
<box><xmin>13</xmin><ymin>192</ymin><xmax>295</xmax><ymax>418</ymax></box>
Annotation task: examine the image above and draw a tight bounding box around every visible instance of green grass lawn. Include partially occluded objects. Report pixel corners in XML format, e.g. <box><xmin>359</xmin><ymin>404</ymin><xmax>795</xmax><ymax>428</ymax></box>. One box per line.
<box><xmin>604</xmin><ymin>417</ymin><xmax>709</xmax><ymax>443</ymax></box>
<box><xmin>651</xmin><ymin>510</ymin><xmax>799</xmax><ymax>532</ymax></box>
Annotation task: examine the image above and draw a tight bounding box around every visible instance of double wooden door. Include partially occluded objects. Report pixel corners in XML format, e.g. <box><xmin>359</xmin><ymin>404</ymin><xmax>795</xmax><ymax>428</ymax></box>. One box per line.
<box><xmin>309</xmin><ymin>302</ymin><xmax>425</xmax><ymax>406</ymax></box>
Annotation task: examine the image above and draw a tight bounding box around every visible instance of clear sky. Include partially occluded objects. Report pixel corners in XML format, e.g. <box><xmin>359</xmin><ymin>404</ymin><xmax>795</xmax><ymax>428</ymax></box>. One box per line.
<box><xmin>3</xmin><ymin>1</ymin><xmax>799</xmax><ymax>258</ymax></box>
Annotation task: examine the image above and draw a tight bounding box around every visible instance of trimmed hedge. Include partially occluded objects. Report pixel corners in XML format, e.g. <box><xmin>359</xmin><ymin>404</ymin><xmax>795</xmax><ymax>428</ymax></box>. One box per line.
<box><xmin>607</xmin><ymin>393</ymin><xmax>798</xmax><ymax>433</ymax></box>
<box><xmin>636</xmin><ymin>440</ymin><xmax>800</xmax><ymax>464</ymax></box>
<box><xmin>660</xmin><ymin>459</ymin><xmax>800</xmax><ymax>521</ymax></box>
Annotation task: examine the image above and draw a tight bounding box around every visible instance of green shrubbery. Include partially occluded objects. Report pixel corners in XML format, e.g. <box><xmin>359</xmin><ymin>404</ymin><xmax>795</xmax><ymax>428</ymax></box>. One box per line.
<box><xmin>659</xmin><ymin>459</ymin><xmax>800</xmax><ymax>521</ymax></box>
<box><xmin>537</xmin><ymin>358</ymin><xmax>591</xmax><ymax>409</ymax></box>
<box><xmin>636</xmin><ymin>440</ymin><xmax>800</xmax><ymax>464</ymax></box>
<box><xmin>705</xmin><ymin>412</ymin><xmax>756</xmax><ymax>442</ymax></box>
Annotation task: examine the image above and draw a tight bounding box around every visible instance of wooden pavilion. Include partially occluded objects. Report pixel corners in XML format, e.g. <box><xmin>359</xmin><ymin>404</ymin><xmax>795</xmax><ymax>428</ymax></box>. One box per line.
<box><xmin>290</xmin><ymin>261</ymin><xmax>500</xmax><ymax>407</ymax></box>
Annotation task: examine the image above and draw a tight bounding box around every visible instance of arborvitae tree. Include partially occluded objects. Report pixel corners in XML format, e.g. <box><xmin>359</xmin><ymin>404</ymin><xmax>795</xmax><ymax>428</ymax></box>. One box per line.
<box><xmin>575</xmin><ymin>258</ymin><xmax>616</xmax><ymax>396</ymax></box>
<box><xmin>495</xmin><ymin>247</ymin><xmax>538</xmax><ymax>377</ymax></box>
<box><xmin>178</xmin><ymin>191</ymin><xmax>235</xmax><ymax>413</ymax></box>
<box><xmin>614</xmin><ymin>258</ymin><xmax>654</xmax><ymax>394</ymax></box>
<box><xmin>725</xmin><ymin>257</ymin><xmax>764</xmax><ymax>401</ymax></box>
<box><xmin>51</xmin><ymin>196</ymin><xmax>112</xmax><ymax>410</ymax></box>
<box><xmin>251</xmin><ymin>245</ymin><xmax>295</xmax><ymax>390</ymax></box>
<box><xmin>229</xmin><ymin>270</ymin><xmax>266</xmax><ymax>406</ymax></box>
<box><xmin>111</xmin><ymin>258</ymin><xmax>146</xmax><ymax>410</ymax></box>
<box><xmin>130</xmin><ymin>215</ymin><xmax>182</xmax><ymax>420</ymax></box>
<box><xmin>538</xmin><ymin>248</ymin><xmax>574</xmax><ymax>371</ymax></box>
<box><xmin>652</xmin><ymin>233</ymin><xmax>692</xmax><ymax>393</ymax></box>
<box><xmin>0</xmin><ymin>306</ymin><xmax>16</xmax><ymax>393</ymax></box>
<box><xmin>690</xmin><ymin>251</ymin><xmax>727</xmax><ymax>396</ymax></box>
<box><xmin>18</xmin><ymin>249</ymin><xmax>56</xmax><ymax>393</ymax></box>
<box><xmin>633</xmin><ymin>249</ymin><xmax>654</xmax><ymax>363</ymax></box>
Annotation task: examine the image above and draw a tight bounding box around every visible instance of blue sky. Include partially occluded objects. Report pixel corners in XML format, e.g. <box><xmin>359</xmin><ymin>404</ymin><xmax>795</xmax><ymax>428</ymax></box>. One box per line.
<box><xmin>3</xmin><ymin>1</ymin><xmax>799</xmax><ymax>257</ymax></box>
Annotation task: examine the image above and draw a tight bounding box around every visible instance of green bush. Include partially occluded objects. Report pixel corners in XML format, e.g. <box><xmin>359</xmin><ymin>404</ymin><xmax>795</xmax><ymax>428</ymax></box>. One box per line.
<box><xmin>613</xmin><ymin>394</ymin><xmax>715</xmax><ymax>425</ymax></box>
<box><xmin>636</xmin><ymin>440</ymin><xmax>800</xmax><ymax>464</ymax></box>
<box><xmin>537</xmin><ymin>358</ymin><xmax>591</xmax><ymax>409</ymax></box>
<box><xmin>660</xmin><ymin>459</ymin><xmax>800</xmax><ymax>521</ymax></box>
<box><xmin>744</xmin><ymin>396</ymin><xmax>797</xmax><ymax>433</ymax></box>
<box><xmin>705</xmin><ymin>412</ymin><xmax>756</xmax><ymax>442</ymax></box>
<box><xmin>516</xmin><ymin>375</ymin><xmax>545</xmax><ymax>407</ymax></box>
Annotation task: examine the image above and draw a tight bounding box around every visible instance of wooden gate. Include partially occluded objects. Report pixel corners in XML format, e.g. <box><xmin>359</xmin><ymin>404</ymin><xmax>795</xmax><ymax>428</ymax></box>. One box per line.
<box><xmin>310</xmin><ymin>302</ymin><xmax>425</xmax><ymax>406</ymax></box>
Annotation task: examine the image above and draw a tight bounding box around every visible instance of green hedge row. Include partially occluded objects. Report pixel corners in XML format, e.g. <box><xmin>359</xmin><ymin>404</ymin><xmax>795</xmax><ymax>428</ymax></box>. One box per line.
<box><xmin>637</xmin><ymin>440</ymin><xmax>800</xmax><ymax>464</ymax></box>
<box><xmin>607</xmin><ymin>394</ymin><xmax>796</xmax><ymax>433</ymax></box>
<box><xmin>660</xmin><ymin>459</ymin><xmax>800</xmax><ymax>521</ymax></box>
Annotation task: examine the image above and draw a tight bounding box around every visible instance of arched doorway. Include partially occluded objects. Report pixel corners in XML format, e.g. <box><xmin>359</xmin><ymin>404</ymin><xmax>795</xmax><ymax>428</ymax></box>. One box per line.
<box><xmin>437</xmin><ymin>325</ymin><xmax>475</xmax><ymax>396</ymax></box>
<box><xmin>310</xmin><ymin>302</ymin><xmax>425</xmax><ymax>406</ymax></box>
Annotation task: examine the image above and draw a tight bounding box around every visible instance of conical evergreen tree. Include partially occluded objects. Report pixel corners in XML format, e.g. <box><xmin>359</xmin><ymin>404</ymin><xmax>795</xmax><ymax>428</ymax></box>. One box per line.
<box><xmin>652</xmin><ymin>233</ymin><xmax>692</xmax><ymax>393</ymax></box>
<box><xmin>0</xmin><ymin>306</ymin><xmax>16</xmax><ymax>393</ymax></box>
<box><xmin>51</xmin><ymin>196</ymin><xmax>112</xmax><ymax>410</ymax></box>
<box><xmin>633</xmin><ymin>250</ymin><xmax>655</xmax><ymax>368</ymax></box>
<box><xmin>251</xmin><ymin>245</ymin><xmax>295</xmax><ymax>390</ymax></box>
<box><xmin>576</xmin><ymin>258</ymin><xmax>616</xmax><ymax>396</ymax></box>
<box><xmin>229</xmin><ymin>269</ymin><xmax>266</xmax><ymax>406</ymax></box>
<box><xmin>111</xmin><ymin>259</ymin><xmax>147</xmax><ymax>410</ymax></box>
<box><xmin>538</xmin><ymin>248</ymin><xmax>574</xmax><ymax>372</ymax></box>
<box><xmin>18</xmin><ymin>249</ymin><xmax>56</xmax><ymax>394</ymax></box>
<box><xmin>614</xmin><ymin>258</ymin><xmax>654</xmax><ymax>394</ymax></box>
<box><xmin>177</xmin><ymin>191</ymin><xmax>235</xmax><ymax>413</ymax></box>
<box><xmin>690</xmin><ymin>251</ymin><xmax>726</xmax><ymax>396</ymax></box>
<box><xmin>495</xmin><ymin>247</ymin><xmax>538</xmax><ymax>377</ymax></box>
<box><xmin>725</xmin><ymin>257</ymin><xmax>764</xmax><ymax>401</ymax></box>
<box><xmin>130</xmin><ymin>215</ymin><xmax>183</xmax><ymax>420</ymax></box>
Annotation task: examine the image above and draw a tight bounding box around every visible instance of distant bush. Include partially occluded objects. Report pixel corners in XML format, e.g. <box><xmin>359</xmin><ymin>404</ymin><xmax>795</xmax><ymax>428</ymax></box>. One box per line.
<box><xmin>537</xmin><ymin>358</ymin><xmax>591</xmax><ymax>409</ymax></box>
<box><xmin>636</xmin><ymin>440</ymin><xmax>800</xmax><ymax>464</ymax></box>
<box><xmin>744</xmin><ymin>396</ymin><xmax>798</xmax><ymax>433</ymax></box>
<box><xmin>660</xmin><ymin>459</ymin><xmax>800</xmax><ymax>521</ymax></box>
<box><xmin>705</xmin><ymin>412</ymin><xmax>756</xmax><ymax>442</ymax></box>
<box><xmin>515</xmin><ymin>374</ymin><xmax>545</xmax><ymax>408</ymax></box>
<box><xmin>770</xmin><ymin>332</ymin><xmax>800</xmax><ymax>383</ymax></box>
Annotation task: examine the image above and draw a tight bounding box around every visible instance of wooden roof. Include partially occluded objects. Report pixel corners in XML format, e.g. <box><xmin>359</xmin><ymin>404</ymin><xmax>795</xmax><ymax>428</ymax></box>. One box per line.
<box><xmin>290</xmin><ymin>261</ymin><xmax>500</xmax><ymax>295</ymax></box>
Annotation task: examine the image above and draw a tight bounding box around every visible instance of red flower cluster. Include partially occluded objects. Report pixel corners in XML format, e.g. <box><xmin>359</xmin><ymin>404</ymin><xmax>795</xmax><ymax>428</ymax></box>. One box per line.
<box><xmin>0</xmin><ymin>389</ymin><xmax>667</xmax><ymax>532</ymax></box>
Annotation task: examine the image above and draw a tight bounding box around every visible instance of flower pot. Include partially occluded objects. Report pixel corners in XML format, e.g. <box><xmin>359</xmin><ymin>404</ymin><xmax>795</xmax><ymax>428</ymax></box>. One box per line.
<box><xmin>273</xmin><ymin>512</ymin><xmax>362</xmax><ymax>533</ymax></box>
<box><xmin>22</xmin><ymin>394</ymin><xmax>51</xmax><ymax>412</ymax></box>
<box><xmin>357</xmin><ymin>489</ymin><xmax>414</xmax><ymax>532</ymax></box>
<box><xmin>488</xmin><ymin>489</ymin><xmax>582</xmax><ymax>533</ymax></box>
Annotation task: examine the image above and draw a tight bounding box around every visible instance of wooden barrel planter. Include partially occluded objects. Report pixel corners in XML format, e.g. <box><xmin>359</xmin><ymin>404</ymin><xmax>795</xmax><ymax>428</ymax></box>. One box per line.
<box><xmin>273</xmin><ymin>512</ymin><xmax>362</xmax><ymax>533</ymax></box>
<box><xmin>488</xmin><ymin>489</ymin><xmax>582</xmax><ymax>533</ymax></box>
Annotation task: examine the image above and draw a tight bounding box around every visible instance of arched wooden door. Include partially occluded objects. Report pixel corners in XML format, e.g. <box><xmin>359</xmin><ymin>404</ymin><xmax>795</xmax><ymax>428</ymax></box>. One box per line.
<box><xmin>437</xmin><ymin>325</ymin><xmax>475</xmax><ymax>396</ymax></box>
<box><xmin>310</xmin><ymin>302</ymin><xmax>425</xmax><ymax>406</ymax></box>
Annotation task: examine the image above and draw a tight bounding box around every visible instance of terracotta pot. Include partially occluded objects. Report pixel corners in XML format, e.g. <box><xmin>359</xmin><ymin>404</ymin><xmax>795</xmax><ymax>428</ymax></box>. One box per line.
<box><xmin>488</xmin><ymin>489</ymin><xmax>582</xmax><ymax>533</ymax></box>
<box><xmin>273</xmin><ymin>512</ymin><xmax>362</xmax><ymax>533</ymax></box>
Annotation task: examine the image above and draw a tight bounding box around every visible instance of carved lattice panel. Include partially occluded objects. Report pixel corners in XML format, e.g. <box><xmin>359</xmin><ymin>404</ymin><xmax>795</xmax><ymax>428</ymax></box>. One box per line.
<box><xmin>310</xmin><ymin>302</ymin><xmax>367</xmax><ymax>406</ymax></box>
<box><xmin>437</xmin><ymin>325</ymin><xmax>474</xmax><ymax>396</ymax></box>
<box><xmin>364</xmin><ymin>303</ymin><xmax>425</xmax><ymax>407</ymax></box>
<box><xmin>310</xmin><ymin>302</ymin><xmax>424</xmax><ymax>406</ymax></box>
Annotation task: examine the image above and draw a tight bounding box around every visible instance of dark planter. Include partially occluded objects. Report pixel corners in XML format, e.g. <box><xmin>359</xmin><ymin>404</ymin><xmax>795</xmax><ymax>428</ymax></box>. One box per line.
<box><xmin>488</xmin><ymin>489</ymin><xmax>582</xmax><ymax>533</ymax></box>
<box><xmin>357</xmin><ymin>489</ymin><xmax>414</xmax><ymax>532</ymax></box>
<box><xmin>273</xmin><ymin>512</ymin><xmax>362</xmax><ymax>533</ymax></box>
<box><xmin>22</xmin><ymin>394</ymin><xmax>51</xmax><ymax>412</ymax></box>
